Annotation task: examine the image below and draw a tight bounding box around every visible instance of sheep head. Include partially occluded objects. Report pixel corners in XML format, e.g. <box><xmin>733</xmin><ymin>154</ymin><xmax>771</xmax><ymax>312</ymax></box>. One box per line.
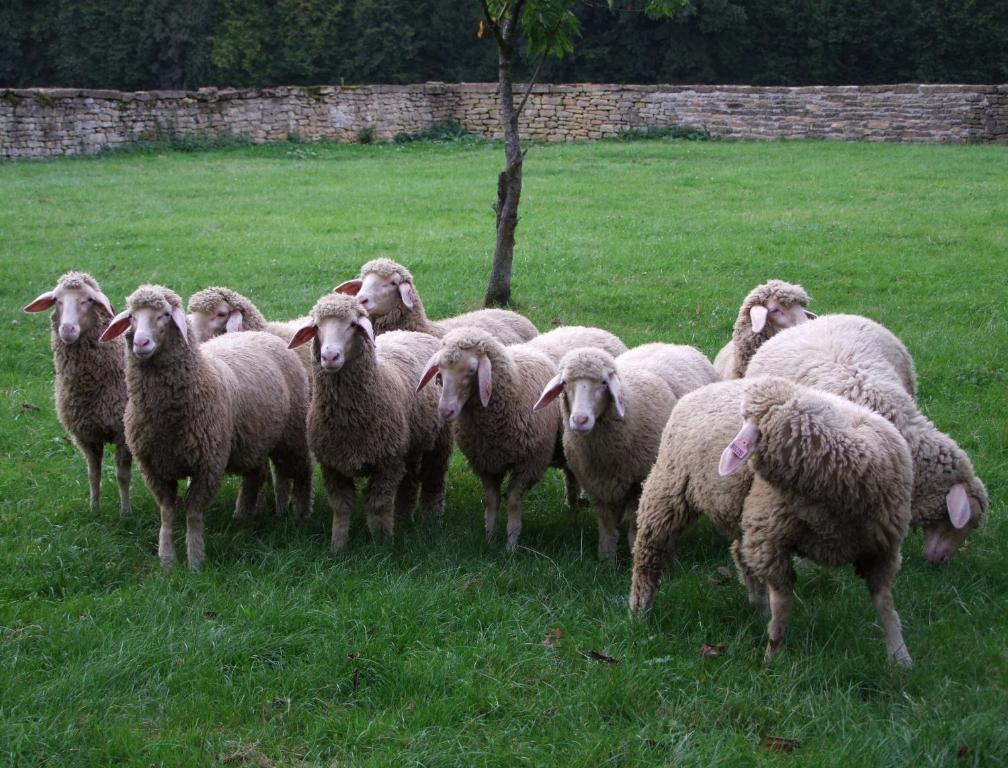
<box><xmin>335</xmin><ymin>257</ymin><xmax>419</xmax><ymax>318</ymax></box>
<box><xmin>289</xmin><ymin>292</ymin><xmax>374</xmax><ymax>372</ymax></box>
<box><xmin>417</xmin><ymin>328</ymin><xmax>497</xmax><ymax>423</ymax></box>
<box><xmin>23</xmin><ymin>271</ymin><xmax>115</xmax><ymax>344</ymax></box>
<box><xmin>100</xmin><ymin>284</ymin><xmax>189</xmax><ymax>359</ymax></box>
<box><xmin>534</xmin><ymin>347</ymin><xmax>624</xmax><ymax>433</ymax></box>
<box><xmin>186</xmin><ymin>286</ymin><xmax>258</xmax><ymax>342</ymax></box>
<box><xmin>740</xmin><ymin>279</ymin><xmax>815</xmax><ymax>336</ymax></box>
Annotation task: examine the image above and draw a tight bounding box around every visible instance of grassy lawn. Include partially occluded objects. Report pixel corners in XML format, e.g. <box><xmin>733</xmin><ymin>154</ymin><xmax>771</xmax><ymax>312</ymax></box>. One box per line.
<box><xmin>1</xmin><ymin>137</ymin><xmax>1006</xmax><ymax>767</ymax></box>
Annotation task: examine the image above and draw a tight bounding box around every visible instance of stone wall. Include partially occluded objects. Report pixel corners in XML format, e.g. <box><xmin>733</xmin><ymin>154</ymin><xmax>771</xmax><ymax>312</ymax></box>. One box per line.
<box><xmin>2</xmin><ymin>82</ymin><xmax>1006</xmax><ymax>159</ymax></box>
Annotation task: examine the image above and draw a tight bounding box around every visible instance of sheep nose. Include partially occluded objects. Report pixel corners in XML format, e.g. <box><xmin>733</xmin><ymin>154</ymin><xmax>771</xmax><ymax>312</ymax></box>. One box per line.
<box><xmin>320</xmin><ymin>347</ymin><xmax>343</xmax><ymax>369</ymax></box>
<box><xmin>571</xmin><ymin>413</ymin><xmax>592</xmax><ymax>432</ymax></box>
<box><xmin>358</xmin><ymin>296</ymin><xmax>371</xmax><ymax>308</ymax></box>
<box><xmin>134</xmin><ymin>336</ymin><xmax>151</xmax><ymax>350</ymax></box>
<box><xmin>59</xmin><ymin>323</ymin><xmax>80</xmax><ymax>341</ymax></box>
<box><xmin>439</xmin><ymin>404</ymin><xmax>457</xmax><ymax>422</ymax></box>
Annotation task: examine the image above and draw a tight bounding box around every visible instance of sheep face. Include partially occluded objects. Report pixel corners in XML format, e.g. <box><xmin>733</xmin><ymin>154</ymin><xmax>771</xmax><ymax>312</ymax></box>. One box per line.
<box><xmin>749</xmin><ymin>298</ymin><xmax>814</xmax><ymax>335</ymax></box>
<box><xmin>24</xmin><ymin>277</ymin><xmax>115</xmax><ymax>344</ymax></box>
<box><xmin>336</xmin><ymin>272</ymin><xmax>418</xmax><ymax>318</ymax></box>
<box><xmin>120</xmin><ymin>303</ymin><xmax>189</xmax><ymax>360</ymax></box>
<box><xmin>418</xmin><ymin>347</ymin><xmax>491</xmax><ymax>423</ymax></box>
<box><xmin>535</xmin><ymin>373</ymin><xmax>624</xmax><ymax>433</ymax></box>
<box><xmin>189</xmin><ymin>299</ymin><xmax>241</xmax><ymax>342</ymax></box>
<box><xmin>290</xmin><ymin>312</ymin><xmax>374</xmax><ymax>372</ymax></box>
<box><xmin>921</xmin><ymin>477</ymin><xmax>988</xmax><ymax>565</ymax></box>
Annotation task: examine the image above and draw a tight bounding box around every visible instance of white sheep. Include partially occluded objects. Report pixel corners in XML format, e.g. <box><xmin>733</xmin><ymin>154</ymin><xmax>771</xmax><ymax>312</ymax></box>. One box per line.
<box><xmin>288</xmin><ymin>293</ymin><xmax>453</xmax><ymax>551</ymax></box>
<box><xmin>746</xmin><ymin>313</ymin><xmax>985</xmax><ymax>563</ymax></box>
<box><xmin>416</xmin><ymin>325</ymin><xmax>626</xmax><ymax>550</ymax></box>
<box><xmin>24</xmin><ymin>272</ymin><xmax>132</xmax><ymax>514</ymax></box>
<box><xmin>532</xmin><ymin>343</ymin><xmax>717</xmax><ymax>560</ymax></box>
<box><xmin>712</xmin><ymin>279</ymin><xmax>816</xmax><ymax>380</ymax></box>
<box><xmin>101</xmin><ymin>285</ymin><xmax>313</xmax><ymax>570</ymax></box>
<box><xmin>334</xmin><ymin>258</ymin><xmax>539</xmax><ymax>343</ymax></box>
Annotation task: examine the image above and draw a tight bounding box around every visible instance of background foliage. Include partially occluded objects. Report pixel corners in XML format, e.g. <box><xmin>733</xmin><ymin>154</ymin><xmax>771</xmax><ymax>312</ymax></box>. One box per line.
<box><xmin>2</xmin><ymin>0</ymin><xmax>1007</xmax><ymax>90</ymax></box>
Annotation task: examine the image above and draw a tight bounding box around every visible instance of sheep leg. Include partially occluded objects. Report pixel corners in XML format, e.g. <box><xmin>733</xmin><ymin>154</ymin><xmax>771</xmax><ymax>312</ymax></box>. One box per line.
<box><xmin>234</xmin><ymin>465</ymin><xmax>269</xmax><ymax>522</ymax></box>
<box><xmin>623</xmin><ymin>495</ymin><xmax>640</xmax><ymax>555</ymax></box>
<box><xmin>417</xmin><ymin>430</ymin><xmax>452</xmax><ymax>523</ymax></box>
<box><xmin>321</xmin><ymin>466</ymin><xmax>356</xmax><ymax>552</ymax></box>
<box><xmin>764</xmin><ymin>582</ymin><xmax>793</xmax><ymax>662</ymax></box>
<box><xmin>562</xmin><ymin>466</ymin><xmax>584</xmax><ymax>509</ymax></box>
<box><xmin>629</xmin><ymin>500</ymin><xmax>699</xmax><ymax>616</ymax></box>
<box><xmin>394</xmin><ymin>460</ymin><xmax>421</xmax><ymax>521</ymax></box>
<box><xmin>364</xmin><ymin>461</ymin><xmax>406</xmax><ymax>541</ymax></box>
<box><xmin>182</xmin><ymin>472</ymin><xmax>223</xmax><ymax>571</ymax></box>
<box><xmin>271</xmin><ymin>450</ymin><xmax>313</xmax><ymax>520</ymax></box>
<box><xmin>271</xmin><ymin>463</ymin><xmax>291</xmax><ymax>516</ymax></box>
<box><xmin>504</xmin><ymin>467</ymin><xmax>546</xmax><ymax>552</ymax></box>
<box><xmin>114</xmin><ymin>443</ymin><xmax>132</xmax><ymax>516</ymax></box>
<box><xmin>146</xmin><ymin>475</ymin><xmax>180</xmax><ymax>568</ymax></box>
<box><xmin>596</xmin><ymin>503</ymin><xmax>621</xmax><ymax>562</ymax></box>
<box><xmin>480</xmin><ymin>473</ymin><xmax>503</xmax><ymax>543</ymax></box>
<box><xmin>730</xmin><ymin>540</ymin><xmax>768</xmax><ymax>615</ymax></box>
<box><xmin>81</xmin><ymin>441</ymin><xmax>104</xmax><ymax>514</ymax></box>
<box><xmin>858</xmin><ymin>554</ymin><xmax>912</xmax><ymax>667</ymax></box>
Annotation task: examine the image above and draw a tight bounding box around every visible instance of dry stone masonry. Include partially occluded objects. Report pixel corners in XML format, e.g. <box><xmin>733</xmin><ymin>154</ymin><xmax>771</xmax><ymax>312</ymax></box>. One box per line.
<box><xmin>2</xmin><ymin>82</ymin><xmax>1006</xmax><ymax>159</ymax></box>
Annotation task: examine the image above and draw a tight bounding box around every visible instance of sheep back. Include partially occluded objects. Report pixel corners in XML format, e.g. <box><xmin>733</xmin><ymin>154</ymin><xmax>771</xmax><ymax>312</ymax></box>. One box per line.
<box><xmin>524</xmin><ymin>325</ymin><xmax>627</xmax><ymax>364</ymax></box>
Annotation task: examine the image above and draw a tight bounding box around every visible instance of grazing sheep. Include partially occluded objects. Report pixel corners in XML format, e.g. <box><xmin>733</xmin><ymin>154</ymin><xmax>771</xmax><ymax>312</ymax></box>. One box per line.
<box><xmin>100</xmin><ymin>285</ymin><xmax>312</xmax><ymax>570</ymax></box>
<box><xmin>416</xmin><ymin>326</ymin><xmax>625</xmax><ymax>550</ymax></box>
<box><xmin>712</xmin><ymin>279</ymin><xmax>816</xmax><ymax>380</ymax></box>
<box><xmin>746</xmin><ymin>314</ymin><xmax>985</xmax><ymax>563</ymax></box>
<box><xmin>24</xmin><ymin>272</ymin><xmax>132</xmax><ymax>515</ymax></box>
<box><xmin>187</xmin><ymin>286</ymin><xmax>313</xmax><ymax>374</ymax></box>
<box><xmin>288</xmin><ymin>293</ymin><xmax>452</xmax><ymax>551</ymax></box>
<box><xmin>533</xmin><ymin>343</ymin><xmax>717</xmax><ymax>560</ymax></box>
<box><xmin>334</xmin><ymin>258</ymin><xmax>538</xmax><ymax>343</ymax></box>
<box><xmin>631</xmin><ymin>377</ymin><xmax>914</xmax><ymax>665</ymax></box>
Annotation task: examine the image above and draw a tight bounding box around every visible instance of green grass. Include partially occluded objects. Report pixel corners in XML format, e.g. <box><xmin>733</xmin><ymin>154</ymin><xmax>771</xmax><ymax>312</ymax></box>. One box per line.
<box><xmin>1</xmin><ymin>138</ymin><xmax>1006</xmax><ymax>767</ymax></box>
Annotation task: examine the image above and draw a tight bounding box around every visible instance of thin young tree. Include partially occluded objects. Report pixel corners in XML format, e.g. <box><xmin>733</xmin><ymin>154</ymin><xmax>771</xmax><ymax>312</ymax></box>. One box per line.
<box><xmin>479</xmin><ymin>0</ymin><xmax>685</xmax><ymax>307</ymax></box>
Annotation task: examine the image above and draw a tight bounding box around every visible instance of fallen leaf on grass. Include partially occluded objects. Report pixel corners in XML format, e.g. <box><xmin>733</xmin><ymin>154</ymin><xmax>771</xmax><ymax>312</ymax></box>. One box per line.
<box><xmin>542</xmin><ymin>627</ymin><xmax>563</xmax><ymax>647</ymax></box>
<box><xmin>203</xmin><ymin>610</ymin><xmax>218</xmax><ymax>620</ymax></box>
<box><xmin>217</xmin><ymin>742</ymin><xmax>276</xmax><ymax>767</ymax></box>
<box><xmin>761</xmin><ymin>736</ymin><xmax>799</xmax><ymax>753</ymax></box>
<box><xmin>579</xmin><ymin>649</ymin><xmax>621</xmax><ymax>664</ymax></box>
<box><xmin>21</xmin><ymin>402</ymin><xmax>39</xmax><ymax>412</ymax></box>
<box><xmin>957</xmin><ymin>746</ymin><xmax>972</xmax><ymax>760</ymax></box>
<box><xmin>708</xmin><ymin>565</ymin><xmax>733</xmax><ymax>585</ymax></box>
<box><xmin>347</xmin><ymin>652</ymin><xmax>360</xmax><ymax>693</ymax></box>
<box><xmin>701</xmin><ymin>643</ymin><xmax>726</xmax><ymax>657</ymax></box>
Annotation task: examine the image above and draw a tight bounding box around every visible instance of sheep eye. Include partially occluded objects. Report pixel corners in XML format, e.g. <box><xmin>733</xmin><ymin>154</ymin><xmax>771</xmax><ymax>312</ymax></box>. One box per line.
<box><xmin>435</xmin><ymin>373</ymin><xmax>443</xmax><ymax>386</ymax></box>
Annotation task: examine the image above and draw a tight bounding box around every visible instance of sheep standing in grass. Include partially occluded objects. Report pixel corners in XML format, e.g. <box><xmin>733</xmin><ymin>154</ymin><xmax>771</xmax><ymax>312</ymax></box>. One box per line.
<box><xmin>187</xmin><ymin>286</ymin><xmax>313</xmax><ymax>374</ymax></box>
<box><xmin>747</xmin><ymin>314</ymin><xmax>984</xmax><ymax>563</ymax></box>
<box><xmin>335</xmin><ymin>258</ymin><xmax>539</xmax><ymax>343</ymax></box>
<box><xmin>416</xmin><ymin>326</ymin><xmax>626</xmax><ymax>550</ymax></box>
<box><xmin>101</xmin><ymin>285</ymin><xmax>312</xmax><ymax>570</ymax></box>
<box><xmin>289</xmin><ymin>293</ymin><xmax>452</xmax><ymax>551</ymax></box>
<box><xmin>24</xmin><ymin>272</ymin><xmax>132</xmax><ymax>515</ymax></box>
<box><xmin>631</xmin><ymin>377</ymin><xmax>914</xmax><ymax>665</ymax></box>
<box><xmin>712</xmin><ymin>280</ymin><xmax>816</xmax><ymax>380</ymax></box>
<box><xmin>533</xmin><ymin>343</ymin><xmax>717</xmax><ymax>560</ymax></box>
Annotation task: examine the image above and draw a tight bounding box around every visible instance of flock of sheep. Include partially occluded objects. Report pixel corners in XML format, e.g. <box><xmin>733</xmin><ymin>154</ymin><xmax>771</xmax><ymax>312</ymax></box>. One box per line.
<box><xmin>24</xmin><ymin>263</ymin><xmax>989</xmax><ymax>666</ymax></box>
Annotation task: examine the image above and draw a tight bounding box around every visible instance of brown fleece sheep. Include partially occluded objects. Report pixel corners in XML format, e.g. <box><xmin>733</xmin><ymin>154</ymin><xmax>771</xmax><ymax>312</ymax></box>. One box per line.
<box><xmin>24</xmin><ymin>271</ymin><xmax>132</xmax><ymax>514</ymax></box>
<box><xmin>712</xmin><ymin>279</ymin><xmax>816</xmax><ymax>380</ymax></box>
<box><xmin>746</xmin><ymin>313</ymin><xmax>985</xmax><ymax>563</ymax></box>
<box><xmin>101</xmin><ymin>285</ymin><xmax>312</xmax><ymax>570</ymax></box>
<box><xmin>631</xmin><ymin>377</ymin><xmax>914</xmax><ymax>665</ymax></box>
<box><xmin>416</xmin><ymin>325</ymin><xmax>625</xmax><ymax>550</ymax></box>
<box><xmin>289</xmin><ymin>293</ymin><xmax>452</xmax><ymax>551</ymax></box>
<box><xmin>334</xmin><ymin>258</ymin><xmax>539</xmax><ymax>343</ymax></box>
<box><xmin>533</xmin><ymin>343</ymin><xmax>717</xmax><ymax>560</ymax></box>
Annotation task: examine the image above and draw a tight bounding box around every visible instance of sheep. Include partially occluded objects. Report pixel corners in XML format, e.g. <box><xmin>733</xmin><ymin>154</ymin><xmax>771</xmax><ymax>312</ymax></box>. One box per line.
<box><xmin>746</xmin><ymin>313</ymin><xmax>985</xmax><ymax>563</ymax></box>
<box><xmin>532</xmin><ymin>343</ymin><xmax>717</xmax><ymax>560</ymax></box>
<box><xmin>186</xmin><ymin>286</ymin><xmax>313</xmax><ymax>374</ymax></box>
<box><xmin>416</xmin><ymin>325</ymin><xmax>626</xmax><ymax>550</ymax></box>
<box><xmin>288</xmin><ymin>292</ymin><xmax>453</xmax><ymax>551</ymax></box>
<box><xmin>23</xmin><ymin>272</ymin><xmax>132</xmax><ymax>515</ymax></box>
<box><xmin>100</xmin><ymin>285</ymin><xmax>312</xmax><ymax>570</ymax></box>
<box><xmin>712</xmin><ymin>279</ymin><xmax>816</xmax><ymax>380</ymax></box>
<box><xmin>631</xmin><ymin>377</ymin><xmax>915</xmax><ymax>665</ymax></box>
<box><xmin>334</xmin><ymin>258</ymin><xmax>538</xmax><ymax>343</ymax></box>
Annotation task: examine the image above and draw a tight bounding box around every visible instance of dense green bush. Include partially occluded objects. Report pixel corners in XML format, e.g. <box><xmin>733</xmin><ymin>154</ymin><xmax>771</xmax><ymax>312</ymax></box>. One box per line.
<box><xmin>2</xmin><ymin>0</ymin><xmax>1006</xmax><ymax>90</ymax></box>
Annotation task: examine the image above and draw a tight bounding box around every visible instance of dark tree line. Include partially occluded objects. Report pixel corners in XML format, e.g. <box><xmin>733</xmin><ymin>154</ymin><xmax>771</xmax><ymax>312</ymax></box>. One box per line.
<box><xmin>2</xmin><ymin>0</ymin><xmax>1006</xmax><ymax>90</ymax></box>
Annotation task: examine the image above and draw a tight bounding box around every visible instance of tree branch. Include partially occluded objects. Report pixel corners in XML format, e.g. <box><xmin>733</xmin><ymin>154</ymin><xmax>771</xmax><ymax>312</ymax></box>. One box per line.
<box><xmin>515</xmin><ymin>54</ymin><xmax>546</xmax><ymax>119</ymax></box>
<box><xmin>479</xmin><ymin>0</ymin><xmax>505</xmax><ymax>47</ymax></box>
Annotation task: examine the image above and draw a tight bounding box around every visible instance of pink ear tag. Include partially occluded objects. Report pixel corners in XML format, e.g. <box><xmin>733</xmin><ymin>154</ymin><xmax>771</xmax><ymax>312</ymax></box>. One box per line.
<box><xmin>718</xmin><ymin>421</ymin><xmax>760</xmax><ymax>476</ymax></box>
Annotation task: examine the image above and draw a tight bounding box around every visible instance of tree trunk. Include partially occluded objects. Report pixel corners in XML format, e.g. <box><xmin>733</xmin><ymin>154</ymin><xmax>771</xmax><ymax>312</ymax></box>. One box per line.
<box><xmin>484</xmin><ymin>24</ymin><xmax>523</xmax><ymax>308</ymax></box>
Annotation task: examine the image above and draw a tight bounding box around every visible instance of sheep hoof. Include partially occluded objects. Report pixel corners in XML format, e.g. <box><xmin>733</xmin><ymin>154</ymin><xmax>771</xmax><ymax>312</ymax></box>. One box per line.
<box><xmin>119</xmin><ymin>503</ymin><xmax>132</xmax><ymax>517</ymax></box>
<box><xmin>159</xmin><ymin>555</ymin><xmax>177</xmax><ymax>569</ymax></box>
<box><xmin>891</xmin><ymin>649</ymin><xmax>913</xmax><ymax>668</ymax></box>
<box><xmin>764</xmin><ymin>638</ymin><xmax>783</xmax><ymax>662</ymax></box>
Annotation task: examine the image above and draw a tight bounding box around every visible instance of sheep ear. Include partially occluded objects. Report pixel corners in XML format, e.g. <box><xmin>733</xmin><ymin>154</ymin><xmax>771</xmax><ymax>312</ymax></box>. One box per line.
<box><xmin>288</xmin><ymin>323</ymin><xmax>317</xmax><ymax>349</ymax></box>
<box><xmin>334</xmin><ymin>279</ymin><xmax>362</xmax><ymax>296</ymax></box>
<box><xmin>171</xmin><ymin>306</ymin><xmax>189</xmax><ymax>346</ymax></box>
<box><xmin>477</xmin><ymin>355</ymin><xmax>492</xmax><ymax>407</ymax></box>
<box><xmin>24</xmin><ymin>291</ymin><xmax>57</xmax><ymax>312</ymax></box>
<box><xmin>225</xmin><ymin>310</ymin><xmax>243</xmax><ymax>333</ymax></box>
<box><xmin>416</xmin><ymin>354</ymin><xmax>440</xmax><ymax>392</ymax></box>
<box><xmin>946</xmin><ymin>484</ymin><xmax>971</xmax><ymax>529</ymax></box>
<box><xmin>803</xmin><ymin>309</ymin><xmax>817</xmax><ymax>320</ymax></box>
<box><xmin>100</xmin><ymin>310</ymin><xmax>132</xmax><ymax>342</ymax></box>
<box><xmin>749</xmin><ymin>305</ymin><xmax>768</xmax><ymax>334</ymax></box>
<box><xmin>533</xmin><ymin>373</ymin><xmax>564</xmax><ymax>411</ymax></box>
<box><xmin>718</xmin><ymin>420</ymin><xmax>760</xmax><ymax>476</ymax></box>
<box><xmin>607</xmin><ymin>372</ymin><xmax>626</xmax><ymax>421</ymax></box>
<box><xmin>399</xmin><ymin>281</ymin><xmax>418</xmax><ymax>309</ymax></box>
<box><xmin>88</xmin><ymin>288</ymin><xmax>115</xmax><ymax>317</ymax></box>
<box><xmin>356</xmin><ymin>315</ymin><xmax>375</xmax><ymax>344</ymax></box>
